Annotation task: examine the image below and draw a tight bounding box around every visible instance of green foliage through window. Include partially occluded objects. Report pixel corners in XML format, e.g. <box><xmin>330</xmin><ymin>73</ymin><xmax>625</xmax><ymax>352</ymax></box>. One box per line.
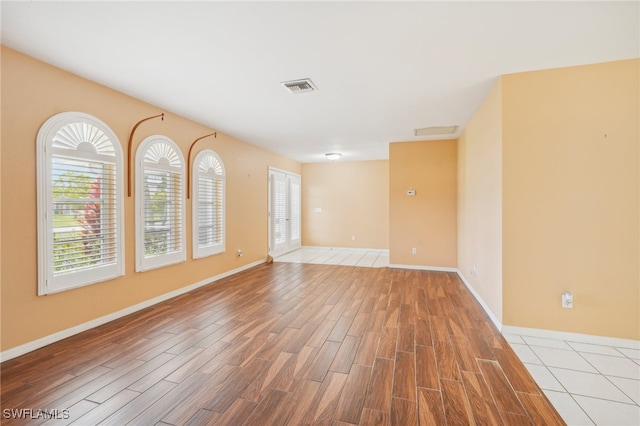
<box><xmin>52</xmin><ymin>169</ymin><xmax>114</xmax><ymax>273</ymax></box>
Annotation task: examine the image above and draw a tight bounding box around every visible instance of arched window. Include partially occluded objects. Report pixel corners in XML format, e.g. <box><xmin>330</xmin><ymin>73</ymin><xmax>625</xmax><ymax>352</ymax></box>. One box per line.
<box><xmin>135</xmin><ymin>135</ymin><xmax>186</xmax><ymax>271</ymax></box>
<box><xmin>37</xmin><ymin>112</ymin><xmax>124</xmax><ymax>295</ymax></box>
<box><xmin>192</xmin><ymin>150</ymin><xmax>225</xmax><ymax>258</ymax></box>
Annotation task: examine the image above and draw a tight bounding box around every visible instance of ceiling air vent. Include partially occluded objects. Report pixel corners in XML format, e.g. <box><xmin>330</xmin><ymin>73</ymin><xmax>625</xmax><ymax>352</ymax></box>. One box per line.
<box><xmin>414</xmin><ymin>125</ymin><xmax>459</xmax><ymax>137</ymax></box>
<box><xmin>282</xmin><ymin>78</ymin><xmax>317</xmax><ymax>94</ymax></box>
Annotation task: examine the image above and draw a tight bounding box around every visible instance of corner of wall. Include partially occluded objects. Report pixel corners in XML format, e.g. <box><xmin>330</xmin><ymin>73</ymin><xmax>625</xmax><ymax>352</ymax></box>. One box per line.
<box><xmin>456</xmin><ymin>79</ymin><xmax>503</xmax><ymax>326</ymax></box>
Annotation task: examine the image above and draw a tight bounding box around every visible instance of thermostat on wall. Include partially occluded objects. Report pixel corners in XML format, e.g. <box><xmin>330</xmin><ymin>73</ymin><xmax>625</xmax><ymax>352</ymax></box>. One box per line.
<box><xmin>407</xmin><ymin>189</ymin><xmax>416</xmax><ymax>196</ymax></box>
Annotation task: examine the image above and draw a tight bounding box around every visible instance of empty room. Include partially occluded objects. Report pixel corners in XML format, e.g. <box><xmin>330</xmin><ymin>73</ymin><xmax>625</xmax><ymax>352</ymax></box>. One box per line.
<box><xmin>1</xmin><ymin>2</ymin><xmax>638</xmax><ymax>425</ymax></box>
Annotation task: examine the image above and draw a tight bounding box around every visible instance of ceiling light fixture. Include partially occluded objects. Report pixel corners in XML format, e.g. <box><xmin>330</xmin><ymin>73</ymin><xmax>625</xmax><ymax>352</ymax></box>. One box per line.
<box><xmin>325</xmin><ymin>153</ymin><xmax>341</xmax><ymax>161</ymax></box>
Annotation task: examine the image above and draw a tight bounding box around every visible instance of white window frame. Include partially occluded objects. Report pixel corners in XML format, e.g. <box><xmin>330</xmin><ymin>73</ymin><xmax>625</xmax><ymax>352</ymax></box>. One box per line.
<box><xmin>37</xmin><ymin>112</ymin><xmax>125</xmax><ymax>295</ymax></box>
<box><xmin>192</xmin><ymin>149</ymin><xmax>226</xmax><ymax>259</ymax></box>
<box><xmin>135</xmin><ymin>135</ymin><xmax>186</xmax><ymax>272</ymax></box>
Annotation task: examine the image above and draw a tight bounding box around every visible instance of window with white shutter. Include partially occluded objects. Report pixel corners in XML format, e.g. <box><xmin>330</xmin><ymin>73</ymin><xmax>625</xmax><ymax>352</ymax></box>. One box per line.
<box><xmin>37</xmin><ymin>112</ymin><xmax>125</xmax><ymax>295</ymax></box>
<box><xmin>135</xmin><ymin>136</ymin><xmax>186</xmax><ymax>271</ymax></box>
<box><xmin>192</xmin><ymin>150</ymin><xmax>225</xmax><ymax>258</ymax></box>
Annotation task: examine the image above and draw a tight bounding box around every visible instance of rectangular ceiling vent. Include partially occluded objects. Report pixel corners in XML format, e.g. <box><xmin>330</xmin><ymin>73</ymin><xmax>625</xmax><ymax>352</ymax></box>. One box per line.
<box><xmin>414</xmin><ymin>125</ymin><xmax>459</xmax><ymax>137</ymax></box>
<box><xmin>282</xmin><ymin>78</ymin><xmax>317</xmax><ymax>94</ymax></box>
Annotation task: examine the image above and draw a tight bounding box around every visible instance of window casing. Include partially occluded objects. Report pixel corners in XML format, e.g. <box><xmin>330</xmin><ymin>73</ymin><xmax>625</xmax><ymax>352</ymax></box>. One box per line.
<box><xmin>37</xmin><ymin>112</ymin><xmax>125</xmax><ymax>295</ymax></box>
<box><xmin>192</xmin><ymin>150</ymin><xmax>225</xmax><ymax>258</ymax></box>
<box><xmin>135</xmin><ymin>135</ymin><xmax>186</xmax><ymax>271</ymax></box>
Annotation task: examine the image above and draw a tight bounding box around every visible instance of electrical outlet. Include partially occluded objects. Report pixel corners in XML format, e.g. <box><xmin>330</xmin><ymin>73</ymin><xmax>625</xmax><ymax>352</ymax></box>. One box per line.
<box><xmin>351</xmin><ymin>235</ymin><xmax>356</xmax><ymax>241</ymax></box>
<box><xmin>412</xmin><ymin>247</ymin><xmax>417</xmax><ymax>255</ymax></box>
<box><xmin>562</xmin><ymin>291</ymin><xmax>573</xmax><ymax>308</ymax></box>
<box><xmin>470</xmin><ymin>265</ymin><xmax>477</xmax><ymax>277</ymax></box>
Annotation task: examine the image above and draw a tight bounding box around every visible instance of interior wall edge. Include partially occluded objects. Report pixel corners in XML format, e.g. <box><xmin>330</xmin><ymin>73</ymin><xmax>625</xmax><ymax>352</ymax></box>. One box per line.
<box><xmin>0</xmin><ymin>258</ymin><xmax>266</xmax><ymax>362</ymax></box>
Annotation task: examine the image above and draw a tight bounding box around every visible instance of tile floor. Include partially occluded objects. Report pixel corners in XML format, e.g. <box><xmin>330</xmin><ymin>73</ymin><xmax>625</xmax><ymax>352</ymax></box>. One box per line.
<box><xmin>276</xmin><ymin>248</ymin><xmax>640</xmax><ymax>425</ymax></box>
<box><xmin>275</xmin><ymin>246</ymin><xmax>389</xmax><ymax>268</ymax></box>
<box><xmin>504</xmin><ymin>333</ymin><xmax>640</xmax><ymax>425</ymax></box>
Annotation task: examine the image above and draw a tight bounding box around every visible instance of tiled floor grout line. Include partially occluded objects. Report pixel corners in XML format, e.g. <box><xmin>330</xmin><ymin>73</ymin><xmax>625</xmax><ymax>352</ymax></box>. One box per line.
<box><xmin>565</xmin><ymin>391</ymin><xmax>598</xmax><ymax>426</ymax></box>
<box><xmin>530</xmin><ymin>355</ymin><xmax>597</xmax><ymax>425</ymax></box>
<box><xmin>514</xmin><ymin>336</ymin><xmax>640</xmax><ymax>425</ymax></box>
<box><xmin>601</xmin><ymin>374</ymin><xmax>639</xmax><ymax>405</ymax></box>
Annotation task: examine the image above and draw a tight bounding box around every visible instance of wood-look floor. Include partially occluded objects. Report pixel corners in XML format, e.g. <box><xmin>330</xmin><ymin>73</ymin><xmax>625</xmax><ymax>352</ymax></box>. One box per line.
<box><xmin>1</xmin><ymin>263</ymin><xmax>565</xmax><ymax>425</ymax></box>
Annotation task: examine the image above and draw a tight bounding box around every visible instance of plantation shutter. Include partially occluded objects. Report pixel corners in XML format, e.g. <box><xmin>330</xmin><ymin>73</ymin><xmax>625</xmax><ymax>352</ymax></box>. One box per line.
<box><xmin>143</xmin><ymin>168</ymin><xmax>183</xmax><ymax>256</ymax></box>
<box><xmin>193</xmin><ymin>150</ymin><xmax>225</xmax><ymax>258</ymax></box>
<box><xmin>37</xmin><ymin>113</ymin><xmax>124</xmax><ymax>295</ymax></box>
<box><xmin>136</xmin><ymin>137</ymin><xmax>186</xmax><ymax>271</ymax></box>
<box><xmin>52</xmin><ymin>157</ymin><xmax>118</xmax><ymax>274</ymax></box>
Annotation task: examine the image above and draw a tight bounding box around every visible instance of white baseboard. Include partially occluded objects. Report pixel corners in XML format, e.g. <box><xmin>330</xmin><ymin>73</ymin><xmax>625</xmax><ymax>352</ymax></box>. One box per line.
<box><xmin>388</xmin><ymin>264</ymin><xmax>457</xmax><ymax>272</ymax></box>
<box><xmin>501</xmin><ymin>325</ymin><xmax>640</xmax><ymax>350</ymax></box>
<box><xmin>385</xmin><ymin>264</ymin><xmax>503</xmax><ymax>330</ymax></box>
<box><xmin>453</xmin><ymin>273</ymin><xmax>640</xmax><ymax>350</ymax></box>
<box><xmin>0</xmin><ymin>259</ymin><xmax>266</xmax><ymax>363</ymax></box>
<box><xmin>455</xmin><ymin>270</ymin><xmax>503</xmax><ymax>331</ymax></box>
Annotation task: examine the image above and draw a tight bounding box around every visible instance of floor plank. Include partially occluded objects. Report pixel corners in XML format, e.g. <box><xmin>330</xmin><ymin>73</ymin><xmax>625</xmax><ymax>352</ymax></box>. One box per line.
<box><xmin>477</xmin><ymin>359</ymin><xmax>528</xmax><ymax>417</ymax></box>
<box><xmin>365</xmin><ymin>357</ymin><xmax>396</xmax><ymax>414</ymax></box>
<box><xmin>359</xmin><ymin>408</ymin><xmax>390</xmax><ymax>426</ymax></box>
<box><xmin>460</xmin><ymin>370</ymin><xmax>504</xmax><ymax>425</ymax></box>
<box><xmin>415</xmin><ymin>345</ymin><xmax>439</xmax><ymax>390</ymax></box>
<box><xmin>392</xmin><ymin>351</ymin><xmax>416</xmax><ymax>401</ymax></box>
<box><xmin>391</xmin><ymin>397</ymin><xmax>418</xmax><ymax>426</ymax></box>
<box><xmin>518</xmin><ymin>392</ymin><xmax>565</xmax><ymax>425</ymax></box>
<box><xmin>441</xmin><ymin>378</ymin><xmax>475</xmax><ymax>424</ymax></box>
<box><xmin>334</xmin><ymin>364</ymin><xmax>372</xmax><ymax>424</ymax></box>
<box><xmin>0</xmin><ymin>263</ymin><xmax>561</xmax><ymax>425</ymax></box>
<box><xmin>417</xmin><ymin>387</ymin><xmax>446</xmax><ymax>425</ymax></box>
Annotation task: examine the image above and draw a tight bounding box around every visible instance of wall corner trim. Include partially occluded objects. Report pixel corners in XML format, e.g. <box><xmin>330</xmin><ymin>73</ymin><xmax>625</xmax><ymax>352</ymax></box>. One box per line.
<box><xmin>0</xmin><ymin>259</ymin><xmax>266</xmax><ymax>363</ymax></box>
<box><xmin>456</xmin><ymin>270</ymin><xmax>503</xmax><ymax>331</ymax></box>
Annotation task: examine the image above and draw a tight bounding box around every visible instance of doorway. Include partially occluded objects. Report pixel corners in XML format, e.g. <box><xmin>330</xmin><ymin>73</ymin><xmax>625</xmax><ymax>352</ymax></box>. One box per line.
<box><xmin>268</xmin><ymin>168</ymin><xmax>301</xmax><ymax>256</ymax></box>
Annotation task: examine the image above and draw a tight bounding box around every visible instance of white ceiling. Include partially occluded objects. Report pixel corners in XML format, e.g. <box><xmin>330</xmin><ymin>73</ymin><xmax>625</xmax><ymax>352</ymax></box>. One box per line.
<box><xmin>2</xmin><ymin>1</ymin><xmax>638</xmax><ymax>163</ymax></box>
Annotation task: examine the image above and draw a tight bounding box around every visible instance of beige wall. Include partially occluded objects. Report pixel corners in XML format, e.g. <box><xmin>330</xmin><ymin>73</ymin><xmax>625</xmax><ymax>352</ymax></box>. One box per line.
<box><xmin>389</xmin><ymin>140</ymin><xmax>457</xmax><ymax>267</ymax></box>
<box><xmin>301</xmin><ymin>160</ymin><xmax>388</xmax><ymax>249</ymax></box>
<box><xmin>0</xmin><ymin>47</ymin><xmax>301</xmax><ymax>352</ymax></box>
<box><xmin>3</xmin><ymin>45</ymin><xmax>637</xmax><ymax>356</ymax></box>
<box><xmin>502</xmin><ymin>59</ymin><xmax>639</xmax><ymax>340</ymax></box>
<box><xmin>458</xmin><ymin>79</ymin><xmax>503</xmax><ymax>323</ymax></box>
